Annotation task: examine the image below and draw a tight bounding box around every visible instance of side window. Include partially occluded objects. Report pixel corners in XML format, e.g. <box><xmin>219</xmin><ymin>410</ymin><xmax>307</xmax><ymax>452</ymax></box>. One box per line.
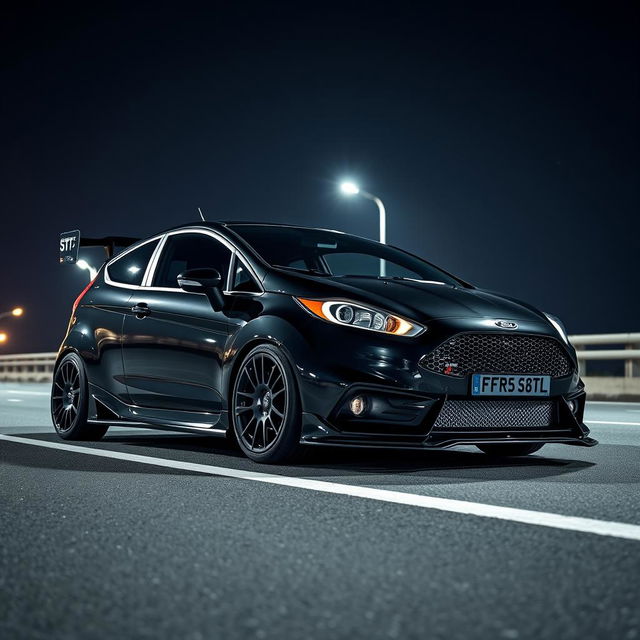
<box><xmin>152</xmin><ymin>233</ymin><xmax>232</xmax><ymax>289</ymax></box>
<box><xmin>231</xmin><ymin>256</ymin><xmax>261</xmax><ymax>293</ymax></box>
<box><xmin>107</xmin><ymin>239</ymin><xmax>160</xmax><ymax>286</ymax></box>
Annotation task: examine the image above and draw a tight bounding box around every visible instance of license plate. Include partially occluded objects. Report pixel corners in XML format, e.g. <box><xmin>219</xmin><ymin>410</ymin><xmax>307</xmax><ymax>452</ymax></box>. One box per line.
<box><xmin>471</xmin><ymin>374</ymin><xmax>551</xmax><ymax>397</ymax></box>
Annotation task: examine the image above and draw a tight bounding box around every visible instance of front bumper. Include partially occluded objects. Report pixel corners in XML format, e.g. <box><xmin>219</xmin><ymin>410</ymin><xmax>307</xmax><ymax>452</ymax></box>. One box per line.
<box><xmin>297</xmin><ymin>379</ymin><xmax>596</xmax><ymax>450</ymax></box>
<box><xmin>289</xmin><ymin>316</ymin><xmax>596</xmax><ymax>449</ymax></box>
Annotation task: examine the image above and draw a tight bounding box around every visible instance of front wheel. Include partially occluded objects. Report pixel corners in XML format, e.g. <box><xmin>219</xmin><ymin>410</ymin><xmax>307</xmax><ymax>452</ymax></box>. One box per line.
<box><xmin>51</xmin><ymin>352</ymin><xmax>108</xmax><ymax>441</ymax></box>
<box><xmin>231</xmin><ymin>344</ymin><xmax>302</xmax><ymax>464</ymax></box>
<box><xmin>476</xmin><ymin>443</ymin><xmax>544</xmax><ymax>457</ymax></box>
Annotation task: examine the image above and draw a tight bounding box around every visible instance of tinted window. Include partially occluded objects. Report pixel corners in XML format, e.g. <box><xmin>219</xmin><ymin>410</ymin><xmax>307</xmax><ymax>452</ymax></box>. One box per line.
<box><xmin>229</xmin><ymin>225</ymin><xmax>462</xmax><ymax>286</ymax></box>
<box><xmin>152</xmin><ymin>233</ymin><xmax>232</xmax><ymax>288</ymax></box>
<box><xmin>323</xmin><ymin>253</ymin><xmax>422</xmax><ymax>279</ymax></box>
<box><xmin>108</xmin><ymin>239</ymin><xmax>160</xmax><ymax>286</ymax></box>
<box><xmin>231</xmin><ymin>257</ymin><xmax>261</xmax><ymax>292</ymax></box>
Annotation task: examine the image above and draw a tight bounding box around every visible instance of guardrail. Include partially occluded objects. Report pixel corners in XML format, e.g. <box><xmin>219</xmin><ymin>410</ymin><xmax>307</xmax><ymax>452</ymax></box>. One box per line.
<box><xmin>569</xmin><ymin>333</ymin><xmax>640</xmax><ymax>401</ymax></box>
<box><xmin>569</xmin><ymin>333</ymin><xmax>640</xmax><ymax>379</ymax></box>
<box><xmin>0</xmin><ymin>352</ymin><xmax>56</xmax><ymax>382</ymax></box>
<box><xmin>0</xmin><ymin>333</ymin><xmax>638</xmax><ymax>398</ymax></box>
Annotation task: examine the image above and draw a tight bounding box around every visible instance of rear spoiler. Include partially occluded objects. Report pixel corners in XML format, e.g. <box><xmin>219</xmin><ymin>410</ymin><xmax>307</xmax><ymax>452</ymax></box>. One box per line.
<box><xmin>59</xmin><ymin>230</ymin><xmax>140</xmax><ymax>264</ymax></box>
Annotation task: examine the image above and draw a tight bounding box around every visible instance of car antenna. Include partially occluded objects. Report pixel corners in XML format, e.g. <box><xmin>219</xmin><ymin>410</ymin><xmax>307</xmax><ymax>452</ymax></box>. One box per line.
<box><xmin>197</xmin><ymin>207</ymin><xmax>206</xmax><ymax>221</ymax></box>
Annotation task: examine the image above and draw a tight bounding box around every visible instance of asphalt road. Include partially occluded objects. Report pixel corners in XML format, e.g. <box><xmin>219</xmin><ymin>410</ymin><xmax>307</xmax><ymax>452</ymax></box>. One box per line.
<box><xmin>1</xmin><ymin>384</ymin><xmax>639</xmax><ymax>640</ymax></box>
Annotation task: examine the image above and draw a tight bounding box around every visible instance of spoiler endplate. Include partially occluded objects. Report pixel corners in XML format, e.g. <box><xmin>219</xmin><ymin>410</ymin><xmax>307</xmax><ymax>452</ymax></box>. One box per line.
<box><xmin>59</xmin><ymin>230</ymin><xmax>139</xmax><ymax>264</ymax></box>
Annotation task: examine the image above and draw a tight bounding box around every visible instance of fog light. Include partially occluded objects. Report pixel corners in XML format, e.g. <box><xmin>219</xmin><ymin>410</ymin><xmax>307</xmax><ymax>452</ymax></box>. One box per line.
<box><xmin>349</xmin><ymin>395</ymin><xmax>367</xmax><ymax>416</ymax></box>
<box><xmin>567</xmin><ymin>400</ymin><xmax>577</xmax><ymax>413</ymax></box>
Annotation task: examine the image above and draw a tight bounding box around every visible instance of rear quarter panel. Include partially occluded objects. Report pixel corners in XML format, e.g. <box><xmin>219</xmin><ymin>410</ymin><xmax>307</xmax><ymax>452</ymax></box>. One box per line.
<box><xmin>59</xmin><ymin>278</ymin><xmax>130</xmax><ymax>405</ymax></box>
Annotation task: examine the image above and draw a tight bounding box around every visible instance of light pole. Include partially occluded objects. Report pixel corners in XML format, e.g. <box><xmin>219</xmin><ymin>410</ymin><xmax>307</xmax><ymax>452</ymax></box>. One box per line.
<box><xmin>340</xmin><ymin>181</ymin><xmax>387</xmax><ymax>276</ymax></box>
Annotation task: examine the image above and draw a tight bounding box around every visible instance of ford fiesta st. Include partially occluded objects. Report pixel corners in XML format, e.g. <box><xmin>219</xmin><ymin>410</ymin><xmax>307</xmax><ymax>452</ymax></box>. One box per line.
<box><xmin>51</xmin><ymin>222</ymin><xmax>596</xmax><ymax>463</ymax></box>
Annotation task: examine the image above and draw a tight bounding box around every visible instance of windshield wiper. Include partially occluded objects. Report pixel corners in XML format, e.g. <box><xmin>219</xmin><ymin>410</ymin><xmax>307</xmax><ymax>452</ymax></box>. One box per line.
<box><xmin>272</xmin><ymin>264</ymin><xmax>330</xmax><ymax>276</ymax></box>
<box><xmin>336</xmin><ymin>274</ymin><xmax>448</xmax><ymax>285</ymax></box>
<box><xmin>385</xmin><ymin>276</ymin><xmax>447</xmax><ymax>285</ymax></box>
<box><xmin>333</xmin><ymin>274</ymin><xmax>385</xmax><ymax>279</ymax></box>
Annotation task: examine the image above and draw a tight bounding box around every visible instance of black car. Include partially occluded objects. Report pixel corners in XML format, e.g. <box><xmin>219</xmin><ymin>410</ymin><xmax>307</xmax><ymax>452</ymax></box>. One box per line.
<box><xmin>52</xmin><ymin>222</ymin><xmax>597</xmax><ymax>462</ymax></box>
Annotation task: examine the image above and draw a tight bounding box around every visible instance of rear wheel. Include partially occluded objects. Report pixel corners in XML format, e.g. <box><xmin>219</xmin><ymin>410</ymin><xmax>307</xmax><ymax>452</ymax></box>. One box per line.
<box><xmin>476</xmin><ymin>443</ymin><xmax>544</xmax><ymax>457</ymax></box>
<box><xmin>51</xmin><ymin>353</ymin><xmax>108</xmax><ymax>441</ymax></box>
<box><xmin>231</xmin><ymin>344</ymin><xmax>302</xmax><ymax>464</ymax></box>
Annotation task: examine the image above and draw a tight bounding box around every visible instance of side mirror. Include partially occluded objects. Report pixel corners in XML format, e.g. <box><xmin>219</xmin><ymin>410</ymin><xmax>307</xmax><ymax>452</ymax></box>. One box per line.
<box><xmin>177</xmin><ymin>268</ymin><xmax>225</xmax><ymax>311</ymax></box>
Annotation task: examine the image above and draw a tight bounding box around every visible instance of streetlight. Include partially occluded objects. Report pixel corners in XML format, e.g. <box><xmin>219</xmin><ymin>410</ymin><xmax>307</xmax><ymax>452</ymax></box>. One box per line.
<box><xmin>339</xmin><ymin>181</ymin><xmax>387</xmax><ymax>245</ymax></box>
<box><xmin>340</xmin><ymin>182</ymin><xmax>360</xmax><ymax>196</ymax></box>
<box><xmin>339</xmin><ymin>180</ymin><xmax>387</xmax><ymax>276</ymax></box>
<box><xmin>0</xmin><ymin>307</ymin><xmax>24</xmax><ymax>320</ymax></box>
<box><xmin>77</xmin><ymin>259</ymin><xmax>98</xmax><ymax>281</ymax></box>
<box><xmin>0</xmin><ymin>332</ymin><xmax>7</xmax><ymax>344</ymax></box>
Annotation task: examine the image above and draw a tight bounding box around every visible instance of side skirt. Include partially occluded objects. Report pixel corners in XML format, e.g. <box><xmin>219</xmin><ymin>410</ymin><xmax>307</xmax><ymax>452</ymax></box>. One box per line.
<box><xmin>87</xmin><ymin>418</ymin><xmax>227</xmax><ymax>436</ymax></box>
<box><xmin>88</xmin><ymin>383</ymin><xmax>229</xmax><ymax>434</ymax></box>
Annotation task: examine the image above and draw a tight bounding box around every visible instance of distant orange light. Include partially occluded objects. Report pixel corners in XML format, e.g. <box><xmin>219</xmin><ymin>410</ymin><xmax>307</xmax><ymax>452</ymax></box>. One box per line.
<box><xmin>12</xmin><ymin>307</ymin><xmax>23</xmax><ymax>317</ymax></box>
<box><xmin>0</xmin><ymin>333</ymin><xmax>7</xmax><ymax>343</ymax></box>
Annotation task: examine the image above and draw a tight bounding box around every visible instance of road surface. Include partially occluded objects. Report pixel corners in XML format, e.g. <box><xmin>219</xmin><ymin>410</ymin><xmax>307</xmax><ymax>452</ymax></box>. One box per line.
<box><xmin>1</xmin><ymin>383</ymin><xmax>639</xmax><ymax>639</ymax></box>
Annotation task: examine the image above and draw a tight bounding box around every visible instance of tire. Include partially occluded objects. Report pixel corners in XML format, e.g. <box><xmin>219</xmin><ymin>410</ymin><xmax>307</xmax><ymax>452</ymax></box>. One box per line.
<box><xmin>231</xmin><ymin>344</ymin><xmax>302</xmax><ymax>463</ymax></box>
<box><xmin>51</xmin><ymin>352</ymin><xmax>108</xmax><ymax>441</ymax></box>
<box><xmin>476</xmin><ymin>443</ymin><xmax>544</xmax><ymax>457</ymax></box>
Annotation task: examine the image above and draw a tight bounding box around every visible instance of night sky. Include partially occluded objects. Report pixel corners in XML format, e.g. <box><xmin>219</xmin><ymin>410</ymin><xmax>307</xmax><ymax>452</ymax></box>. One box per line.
<box><xmin>1</xmin><ymin>3</ymin><xmax>638</xmax><ymax>353</ymax></box>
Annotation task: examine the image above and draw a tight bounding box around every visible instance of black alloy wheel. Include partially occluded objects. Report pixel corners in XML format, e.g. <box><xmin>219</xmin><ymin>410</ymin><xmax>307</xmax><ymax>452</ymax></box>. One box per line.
<box><xmin>232</xmin><ymin>344</ymin><xmax>302</xmax><ymax>463</ymax></box>
<box><xmin>52</xmin><ymin>358</ymin><xmax>81</xmax><ymax>432</ymax></box>
<box><xmin>51</xmin><ymin>352</ymin><xmax>108</xmax><ymax>440</ymax></box>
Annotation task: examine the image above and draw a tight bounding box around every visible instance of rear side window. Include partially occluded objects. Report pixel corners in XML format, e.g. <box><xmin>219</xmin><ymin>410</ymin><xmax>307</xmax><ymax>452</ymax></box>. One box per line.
<box><xmin>152</xmin><ymin>233</ymin><xmax>232</xmax><ymax>289</ymax></box>
<box><xmin>107</xmin><ymin>239</ymin><xmax>160</xmax><ymax>286</ymax></box>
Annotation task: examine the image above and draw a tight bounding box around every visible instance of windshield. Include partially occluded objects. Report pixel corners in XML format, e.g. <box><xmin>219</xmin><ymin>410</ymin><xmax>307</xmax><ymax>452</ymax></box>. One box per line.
<box><xmin>228</xmin><ymin>225</ymin><xmax>464</xmax><ymax>286</ymax></box>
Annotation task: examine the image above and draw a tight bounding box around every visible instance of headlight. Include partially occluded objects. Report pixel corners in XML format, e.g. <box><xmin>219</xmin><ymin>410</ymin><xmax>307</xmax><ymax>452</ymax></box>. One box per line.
<box><xmin>544</xmin><ymin>312</ymin><xmax>569</xmax><ymax>344</ymax></box>
<box><xmin>296</xmin><ymin>298</ymin><xmax>424</xmax><ymax>337</ymax></box>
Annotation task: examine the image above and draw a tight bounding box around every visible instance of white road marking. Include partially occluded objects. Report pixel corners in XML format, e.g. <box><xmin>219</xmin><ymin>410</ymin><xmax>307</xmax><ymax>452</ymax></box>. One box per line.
<box><xmin>588</xmin><ymin>421</ymin><xmax>640</xmax><ymax>426</ymax></box>
<box><xmin>1</xmin><ymin>434</ymin><xmax>639</xmax><ymax>542</ymax></box>
<box><xmin>0</xmin><ymin>390</ymin><xmax>50</xmax><ymax>396</ymax></box>
<box><xmin>587</xmin><ymin>401</ymin><xmax>640</xmax><ymax>406</ymax></box>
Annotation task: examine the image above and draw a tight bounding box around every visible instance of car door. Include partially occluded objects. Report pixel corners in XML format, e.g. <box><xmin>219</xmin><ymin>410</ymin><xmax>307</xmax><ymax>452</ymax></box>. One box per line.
<box><xmin>88</xmin><ymin>237</ymin><xmax>162</xmax><ymax>405</ymax></box>
<box><xmin>121</xmin><ymin>231</ymin><xmax>234</xmax><ymax>417</ymax></box>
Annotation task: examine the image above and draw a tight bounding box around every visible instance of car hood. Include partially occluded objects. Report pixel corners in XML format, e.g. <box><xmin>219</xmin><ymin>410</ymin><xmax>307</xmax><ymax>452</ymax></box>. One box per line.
<box><xmin>264</xmin><ymin>271</ymin><xmax>548</xmax><ymax>324</ymax></box>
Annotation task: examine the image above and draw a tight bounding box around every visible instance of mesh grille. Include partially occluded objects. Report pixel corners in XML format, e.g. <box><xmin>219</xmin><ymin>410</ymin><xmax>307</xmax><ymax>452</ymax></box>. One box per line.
<box><xmin>420</xmin><ymin>333</ymin><xmax>572</xmax><ymax>378</ymax></box>
<box><xmin>433</xmin><ymin>400</ymin><xmax>554</xmax><ymax>430</ymax></box>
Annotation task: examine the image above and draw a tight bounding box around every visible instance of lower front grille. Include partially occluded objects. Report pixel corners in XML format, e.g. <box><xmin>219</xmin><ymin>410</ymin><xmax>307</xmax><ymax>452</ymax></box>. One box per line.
<box><xmin>432</xmin><ymin>400</ymin><xmax>554</xmax><ymax>430</ymax></box>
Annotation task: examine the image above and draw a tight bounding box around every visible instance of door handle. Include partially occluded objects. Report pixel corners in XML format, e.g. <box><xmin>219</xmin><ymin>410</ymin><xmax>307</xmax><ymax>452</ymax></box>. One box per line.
<box><xmin>132</xmin><ymin>302</ymin><xmax>150</xmax><ymax>318</ymax></box>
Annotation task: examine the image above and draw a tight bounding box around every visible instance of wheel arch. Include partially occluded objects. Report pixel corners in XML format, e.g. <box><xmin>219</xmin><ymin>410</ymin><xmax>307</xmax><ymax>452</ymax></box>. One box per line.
<box><xmin>51</xmin><ymin>347</ymin><xmax>103</xmax><ymax>420</ymax></box>
<box><xmin>224</xmin><ymin>313</ymin><xmax>314</xmax><ymax>416</ymax></box>
<box><xmin>225</xmin><ymin>336</ymin><xmax>304</xmax><ymax>414</ymax></box>
<box><xmin>52</xmin><ymin>346</ymin><xmax>82</xmax><ymax>375</ymax></box>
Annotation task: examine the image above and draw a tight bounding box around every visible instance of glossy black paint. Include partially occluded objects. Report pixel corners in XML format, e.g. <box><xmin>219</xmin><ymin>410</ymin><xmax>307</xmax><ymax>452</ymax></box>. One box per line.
<box><xmin>55</xmin><ymin>222</ymin><xmax>596</xmax><ymax>450</ymax></box>
<box><xmin>123</xmin><ymin>289</ymin><xmax>227</xmax><ymax>413</ymax></box>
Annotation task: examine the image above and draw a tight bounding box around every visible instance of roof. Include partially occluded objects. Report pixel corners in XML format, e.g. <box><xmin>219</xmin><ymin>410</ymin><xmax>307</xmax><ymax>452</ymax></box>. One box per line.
<box><xmin>161</xmin><ymin>220</ymin><xmax>345</xmax><ymax>235</ymax></box>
